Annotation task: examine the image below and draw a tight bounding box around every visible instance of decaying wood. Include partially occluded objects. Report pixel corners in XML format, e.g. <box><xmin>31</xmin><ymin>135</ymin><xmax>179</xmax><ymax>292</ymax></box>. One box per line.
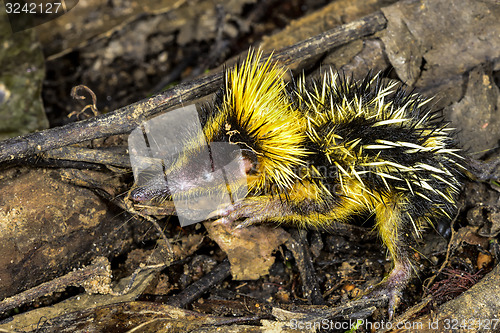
<box><xmin>0</xmin><ymin>257</ymin><xmax>113</xmax><ymax>315</ymax></box>
<box><xmin>0</xmin><ymin>168</ymin><xmax>136</xmax><ymax>302</ymax></box>
<box><xmin>42</xmin><ymin>146</ymin><xmax>131</xmax><ymax>168</ymax></box>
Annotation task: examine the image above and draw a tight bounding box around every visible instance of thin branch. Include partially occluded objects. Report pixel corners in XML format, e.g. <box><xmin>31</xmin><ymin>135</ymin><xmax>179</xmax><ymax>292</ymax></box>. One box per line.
<box><xmin>166</xmin><ymin>258</ymin><xmax>231</xmax><ymax>308</ymax></box>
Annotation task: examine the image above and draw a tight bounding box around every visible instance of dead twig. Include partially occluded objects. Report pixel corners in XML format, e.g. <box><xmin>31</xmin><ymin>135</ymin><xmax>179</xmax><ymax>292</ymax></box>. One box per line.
<box><xmin>68</xmin><ymin>84</ymin><xmax>100</xmax><ymax>119</ymax></box>
<box><xmin>286</xmin><ymin>230</ymin><xmax>325</xmax><ymax>305</ymax></box>
<box><xmin>423</xmin><ymin>210</ymin><xmax>460</xmax><ymax>292</ymax></box>
<box><xmin>166</xmin><ymin>258</ymin><xmax>231</xmax><ymax>308</ymax></box>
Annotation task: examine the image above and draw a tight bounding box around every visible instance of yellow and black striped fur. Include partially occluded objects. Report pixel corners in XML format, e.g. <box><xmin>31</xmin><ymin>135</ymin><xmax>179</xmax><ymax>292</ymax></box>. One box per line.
<box><xmin>130</xmin><ymin>51</ymin><xmax>465</xmax><ymax>316</ymax></box>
